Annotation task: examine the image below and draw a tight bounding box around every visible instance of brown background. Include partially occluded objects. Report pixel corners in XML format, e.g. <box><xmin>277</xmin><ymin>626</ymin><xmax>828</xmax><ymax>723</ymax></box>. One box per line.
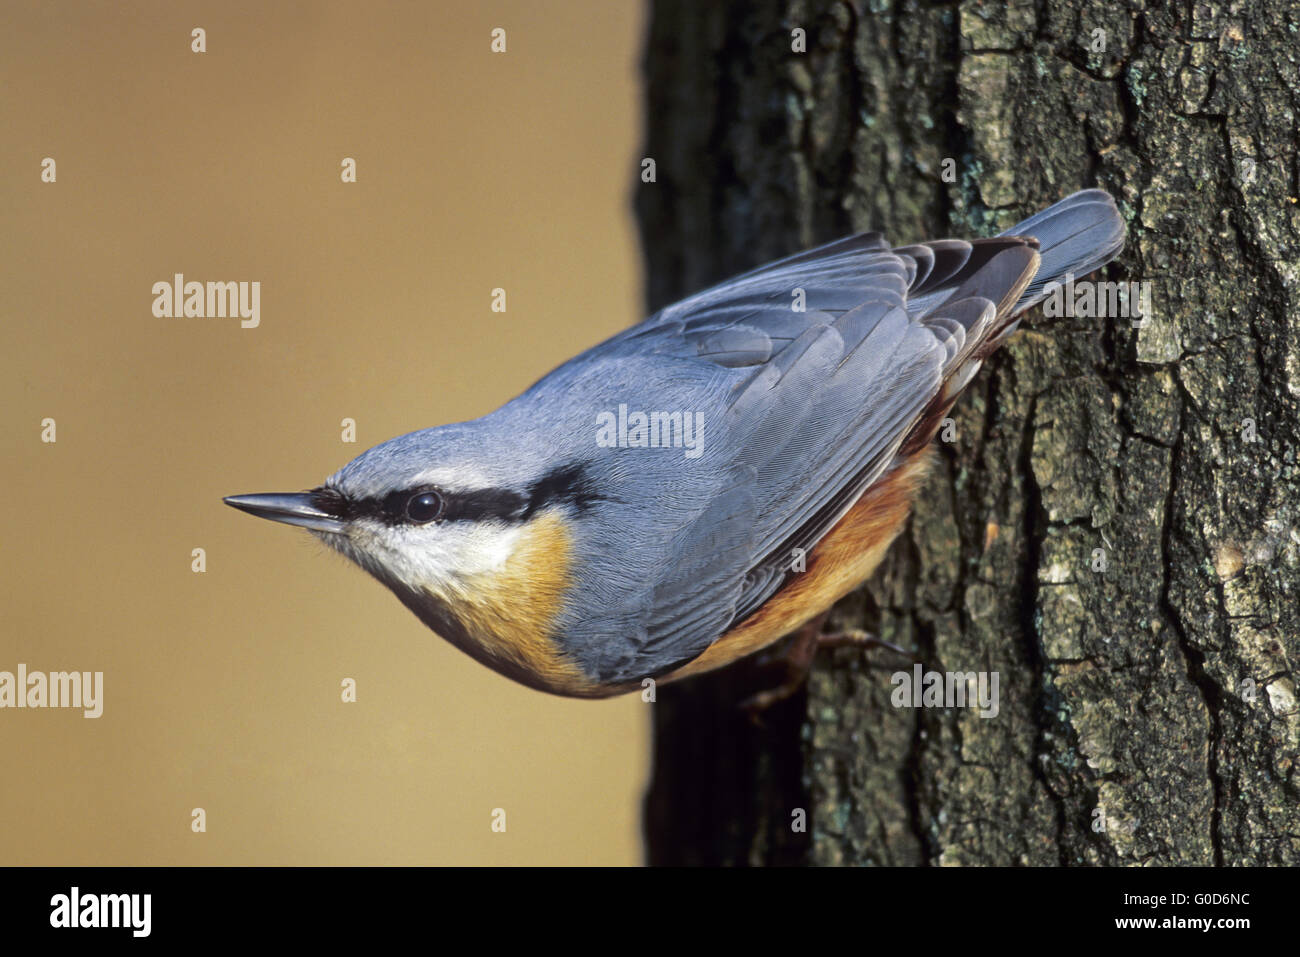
<box><xmin>1</xmin><ymin>0</ymin><xmax>648</xmax><ymax>865</ymax></box>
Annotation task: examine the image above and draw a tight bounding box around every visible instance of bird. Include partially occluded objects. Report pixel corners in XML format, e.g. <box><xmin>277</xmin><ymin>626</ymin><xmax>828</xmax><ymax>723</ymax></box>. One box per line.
<box><xmin>226</xmin><ymin>189</ymin><xmax>1126</xmax><ymax>699</ymax></box>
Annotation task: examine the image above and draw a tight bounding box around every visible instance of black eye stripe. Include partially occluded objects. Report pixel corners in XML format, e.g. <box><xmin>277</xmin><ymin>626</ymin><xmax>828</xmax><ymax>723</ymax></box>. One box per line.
<box><xmin>381</xmin><ymin>491</ymin><xmax>406</xmax><ymax>520</ymax></box>
<box><xmin>319</xmin><ymin>486</ymin><xmax>527</xmax><ymax>526</ymax></box>
<box><xmin>309</xmin><ymin>461</ymin><xmax>603</xmax><ymax>526</ymax></box>
<box><xmin>442</xmin><ymin>488</ymin><xmax>528</xmax><ymax>522</ymax></box>
<box><xmin>309</xmin><ymin>485</ymin><xmax>355</xmax><ymax>520</ymax></box>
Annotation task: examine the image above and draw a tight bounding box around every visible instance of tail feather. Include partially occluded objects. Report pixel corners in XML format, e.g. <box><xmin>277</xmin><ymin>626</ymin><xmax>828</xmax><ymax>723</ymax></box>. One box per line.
<box><xmin>893</xmin><ymin>190</ymin><xmax>1125</xmax><ymax>457</ymax></box>
<box><xmin>998</xmin><ymin>188</ymin><xmax>1126</xmax><ymax>314</ymax></box>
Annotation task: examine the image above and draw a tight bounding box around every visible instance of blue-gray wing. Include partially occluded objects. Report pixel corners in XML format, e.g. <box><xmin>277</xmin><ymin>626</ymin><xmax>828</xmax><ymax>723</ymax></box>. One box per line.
<box><xmin>624</xmin><ymin>248</ymin><xmax>1017</xmax><ymax>670</ymax></box>
<box><xmin>566</xmin><ymin>190</ymin><xmax>1123</xmax><ymax>682</ymax></box>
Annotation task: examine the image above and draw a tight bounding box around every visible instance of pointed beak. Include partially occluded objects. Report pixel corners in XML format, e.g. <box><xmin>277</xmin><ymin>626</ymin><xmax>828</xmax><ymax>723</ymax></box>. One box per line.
<box><xmin>223</xmin><ymin>492</ymin><xmax>346</xmax><ymax>534</ymax></box>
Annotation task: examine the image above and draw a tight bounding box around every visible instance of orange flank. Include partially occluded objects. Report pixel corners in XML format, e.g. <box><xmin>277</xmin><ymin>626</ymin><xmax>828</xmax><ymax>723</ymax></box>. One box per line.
<box><xmin>664</xmin><ymin>452</ymin><xmax>932</xmax><ymax>683</ymax></box>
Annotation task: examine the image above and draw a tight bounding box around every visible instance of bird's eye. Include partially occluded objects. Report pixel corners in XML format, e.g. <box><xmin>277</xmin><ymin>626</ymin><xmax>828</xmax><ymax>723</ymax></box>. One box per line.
<box><xmin>405</xmin><ymin>491</ymin><xmax>444</xmax><ymax>524</ymax></box>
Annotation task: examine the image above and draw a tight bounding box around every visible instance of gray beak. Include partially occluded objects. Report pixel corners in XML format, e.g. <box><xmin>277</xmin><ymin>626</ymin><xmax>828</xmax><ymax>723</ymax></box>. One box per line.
<box><xmin>223</xmin><ymin>492</ymin><xmax>345</xmax><ymax>534</ymax></box>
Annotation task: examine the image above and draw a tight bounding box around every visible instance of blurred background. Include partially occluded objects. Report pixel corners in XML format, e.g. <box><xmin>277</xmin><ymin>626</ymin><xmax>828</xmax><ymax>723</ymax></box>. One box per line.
<box><xmin>1</xmin><ymin>0</ymin><xmax>648</xmax><ymax>865</ymax></box>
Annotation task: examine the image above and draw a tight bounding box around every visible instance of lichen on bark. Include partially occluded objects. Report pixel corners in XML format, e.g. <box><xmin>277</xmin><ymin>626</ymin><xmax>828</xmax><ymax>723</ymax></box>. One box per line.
<box><xmin>640</xmin><ymin>0</ymin><xmax>1299</xmax><ymax>866</ymax></box>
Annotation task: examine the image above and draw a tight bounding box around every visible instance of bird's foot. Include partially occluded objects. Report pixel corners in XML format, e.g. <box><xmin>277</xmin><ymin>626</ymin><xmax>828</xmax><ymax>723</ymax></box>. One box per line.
<box><xmin>816</xmin><ymin>629</ymin><xmax>912</xmax><ymax>656</ymax></box>
<box><xmin>740</xmin><ymin>616</ymin><xmax>914</xmax><ymax>721</ymax></box>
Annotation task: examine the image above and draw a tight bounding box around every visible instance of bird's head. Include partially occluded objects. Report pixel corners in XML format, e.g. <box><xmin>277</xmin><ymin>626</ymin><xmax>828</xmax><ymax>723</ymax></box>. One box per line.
<box><xmin>223</xmin><ymin>421</ymin><xmax>607</xmax><ymax>694</ymax></box>
<box><xmin>225</xmin><ymin>421</ymin><xmax>597</xmax><ymax>598</ymax></box>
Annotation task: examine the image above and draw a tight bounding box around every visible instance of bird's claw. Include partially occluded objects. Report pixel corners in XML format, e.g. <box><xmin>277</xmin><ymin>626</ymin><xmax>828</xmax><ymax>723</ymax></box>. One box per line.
<box><xmin>740</xmin><ymin>616</ymin><xmax>916</xmax><ymax>723</ymax></box>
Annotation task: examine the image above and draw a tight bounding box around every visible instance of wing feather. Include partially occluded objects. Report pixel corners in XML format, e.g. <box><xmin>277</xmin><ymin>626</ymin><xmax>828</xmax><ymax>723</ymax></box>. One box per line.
<box><xmin>561</xmin><ymin>191</ymin><xmax>1126</xmax><ymax>680</ymax></box>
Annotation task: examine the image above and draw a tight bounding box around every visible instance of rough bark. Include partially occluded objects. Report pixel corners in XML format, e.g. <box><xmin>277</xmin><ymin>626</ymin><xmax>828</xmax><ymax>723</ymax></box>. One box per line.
<box><xmin>639</xmin><ymin>0</ymin><xmax>1300</xmax><ymax>866</ymax></box>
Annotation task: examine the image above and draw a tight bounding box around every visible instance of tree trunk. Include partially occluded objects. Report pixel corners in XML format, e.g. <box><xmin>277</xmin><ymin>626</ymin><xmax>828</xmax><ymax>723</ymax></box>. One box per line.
<box><xmin>639</xmin><ymin>0</ymin><xmax>1299</xmax><ymax>866</ymax></box>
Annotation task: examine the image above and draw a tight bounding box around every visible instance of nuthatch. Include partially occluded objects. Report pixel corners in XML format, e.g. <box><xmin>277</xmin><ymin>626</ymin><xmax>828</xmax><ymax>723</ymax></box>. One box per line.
<box><xmin>226</xmin><ymin>190</ymin><xmax>1125</xmax><ymax>698</ymax></box>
